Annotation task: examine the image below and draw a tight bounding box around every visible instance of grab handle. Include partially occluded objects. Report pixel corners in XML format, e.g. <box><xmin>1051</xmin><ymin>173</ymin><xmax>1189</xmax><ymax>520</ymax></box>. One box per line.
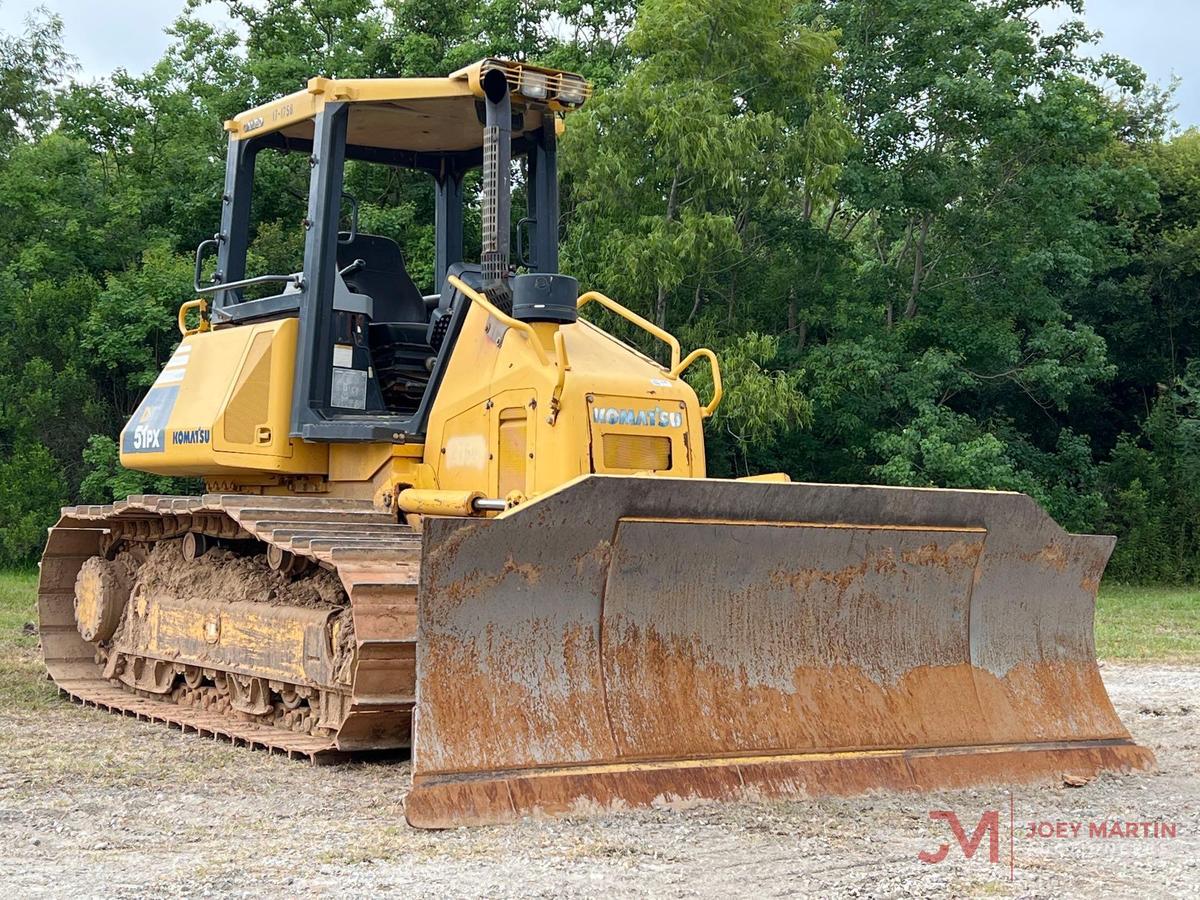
<box><xmin>670</xmin><ymin>347</ymin><xmax>723</xmax><ymax>417</ymax></box>
<box><xmin>576</xmin><ymin>291</ymin><xmax>681</xmax><ymax>372</ymax></box>
<box><xmin>178</xmin><ymin>298</ymin><xmax>210</xmax><ymax>337</ymax></box>
<box><xmin>448</xmin><ymin>274</ymin><xmax>550</xmax><ymax>366</ymax></box>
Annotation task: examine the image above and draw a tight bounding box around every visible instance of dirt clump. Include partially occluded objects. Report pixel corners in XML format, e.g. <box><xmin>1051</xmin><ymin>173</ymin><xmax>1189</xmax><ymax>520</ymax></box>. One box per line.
<box><xmin>132</xmin><ymin>539</ymin><xmax>348</xmax><ymax>609</ymax></box>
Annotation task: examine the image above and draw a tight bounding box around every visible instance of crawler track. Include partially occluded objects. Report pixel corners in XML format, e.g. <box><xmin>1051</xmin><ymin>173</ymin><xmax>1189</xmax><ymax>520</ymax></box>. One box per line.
<box><xmin>38</xmin><ymin>494</ymin><xmax>421</xmax><ymax>760</ymax></box>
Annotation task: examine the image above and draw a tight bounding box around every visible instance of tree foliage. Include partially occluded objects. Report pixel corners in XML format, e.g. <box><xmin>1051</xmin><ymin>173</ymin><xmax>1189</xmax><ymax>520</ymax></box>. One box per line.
<box><xmin>0</xmin><ymin>0</ymin><xmax>1197</xmax><ymax>581</ymax></box>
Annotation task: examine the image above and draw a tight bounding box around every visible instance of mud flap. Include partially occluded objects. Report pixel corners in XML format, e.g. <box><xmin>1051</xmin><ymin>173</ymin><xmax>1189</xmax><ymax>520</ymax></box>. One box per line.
<box><xmin>406</xmin><ymin>476</ymin><xmax>1155</xmax><ymax>827</ymax></box>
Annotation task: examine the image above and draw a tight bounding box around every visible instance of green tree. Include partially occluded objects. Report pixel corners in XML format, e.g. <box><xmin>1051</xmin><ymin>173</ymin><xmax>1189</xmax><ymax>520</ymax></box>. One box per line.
<box><xmin>562</xmin><ymin>0</ymin><xmax>846</xmax><ymax>447</ymax></box>
<box><xmin>779</xmin><ymin>0</ymin><xmax>1156</xmax><ymax>509</ymax></box>
<box><xmin>0</xmin><ymin>7</ymin><xmax>71</xmax><ymax>149</ymax></box>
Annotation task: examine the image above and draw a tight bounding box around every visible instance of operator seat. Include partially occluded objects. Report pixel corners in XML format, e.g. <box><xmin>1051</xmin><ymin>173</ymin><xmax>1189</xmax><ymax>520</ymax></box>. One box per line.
<box><xmin>366</xmin><ymin>263</ymin><xmax>483</xmax><ymax>415</ymax></box>
<box><xmin>334</xmin><ymin>233</ymin><xmax>429</xmax><ymax>414</ymax></box>
<box><xmin>336</xmin><ymin>233</ymin><xmax>425</xmax><ymax>323</ymax></box>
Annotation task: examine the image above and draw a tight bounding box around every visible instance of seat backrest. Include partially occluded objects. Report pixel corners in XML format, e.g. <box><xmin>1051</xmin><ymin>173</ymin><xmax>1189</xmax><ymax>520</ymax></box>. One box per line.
<box><xmin>336</xmin><ymin>233</ymin><xmax>426</xmax><ymax>322</ymax></box>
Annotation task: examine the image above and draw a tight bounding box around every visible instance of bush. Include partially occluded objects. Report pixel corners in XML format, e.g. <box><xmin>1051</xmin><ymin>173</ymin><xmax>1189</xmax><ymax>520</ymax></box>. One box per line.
<box><xmin>0</xmin><ymin>442</ymin><xmax>67</xmax><ymax>566</ymax></box>
<box><xmin>79</xmin><ymin>434</ymin><xmax>199</xmax><ymax>505</ymax></box>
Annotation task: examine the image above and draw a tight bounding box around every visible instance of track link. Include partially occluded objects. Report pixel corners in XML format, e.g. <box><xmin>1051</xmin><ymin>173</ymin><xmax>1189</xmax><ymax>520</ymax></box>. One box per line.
<box><xmin>38</xmin><ymin>494</ymin><xmax>421</xmax><ymax>760</ymax></box>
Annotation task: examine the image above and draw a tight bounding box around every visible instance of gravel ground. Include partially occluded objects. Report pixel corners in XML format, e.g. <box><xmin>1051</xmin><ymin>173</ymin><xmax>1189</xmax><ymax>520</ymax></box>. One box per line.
<box><xmin>0</xmin><ymin>662</ymin><xmax>1195</xmax><ymax>899</ymax></box>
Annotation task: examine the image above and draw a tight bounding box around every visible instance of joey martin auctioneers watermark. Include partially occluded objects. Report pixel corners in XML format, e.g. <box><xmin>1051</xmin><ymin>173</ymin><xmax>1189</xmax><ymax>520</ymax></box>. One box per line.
<box><xmin>917</xmin><ymin>798</ymin><xmax>1179</xmax><ymax>880</ymax></box>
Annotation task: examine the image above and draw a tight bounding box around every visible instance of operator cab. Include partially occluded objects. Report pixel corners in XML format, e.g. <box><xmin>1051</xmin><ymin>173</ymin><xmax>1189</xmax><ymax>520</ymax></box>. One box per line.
<box><xmin>336</xmin><ymin>231</ymin><xmax>438</xmax><ymax>414</ymax></box>
<box><xmin>194</xmin><ymin>60</ymin><xmax>590</xmax><ymax>442</ymax></box>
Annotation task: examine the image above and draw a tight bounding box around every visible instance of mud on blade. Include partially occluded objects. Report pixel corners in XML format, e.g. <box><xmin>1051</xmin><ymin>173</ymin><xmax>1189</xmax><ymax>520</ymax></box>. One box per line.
<box><xmin>406</xmin><ymin>475</ymin><xmax>1153</xmax><ymax>827</ymax></box>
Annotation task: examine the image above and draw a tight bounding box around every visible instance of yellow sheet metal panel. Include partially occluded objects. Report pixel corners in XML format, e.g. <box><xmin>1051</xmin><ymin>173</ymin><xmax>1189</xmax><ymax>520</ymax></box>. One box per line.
<box><xmin>421</xmin><ymin>302</ymin><xmax>707</xmax><ymax>504</ymax></box>
<box><xmin>436</xmin><ymin>403</ymin><xmax>494</xmax><ymax>492</ymax></box>
<box><xmin>328</xmin><ymin>442</ymin><xmax>395</xmax><ymax>483</ymax></box>
<box><xmin>120</xmin><ymin>318</ymin><xmax>325</xmax><ymax>476</ymax></box>
<box><xmin>497</xmin><ymin>407</ymin><xmax>528</xmax><ymax>498</ymax></box>
<box><xmin>226</xmin><ymin>76</ymin><xmax>476</xmax><ymax>141</ymax></box>
<box><xmin>224</xmin><ymin>62</ymin><xmax>587</xmax><ymax>145</ymax></box>
<box><xmin>587</xmin><ymin>393</ymin><xmax>692</xmax><ymax>476</ymax></box>
<box><xmin>225</xmin><ymin>84</ymin><xmax>323</xmax><ymax>139</ymax></box>
<box><xmin>261</xmin><ymin>98</ymin><xmax>552</xmax><ymax>156</ymax></box>
<box><xmin>222</xmin><ymin>331</ymin><xmax>273</xmax><ymax>445</ymax></box>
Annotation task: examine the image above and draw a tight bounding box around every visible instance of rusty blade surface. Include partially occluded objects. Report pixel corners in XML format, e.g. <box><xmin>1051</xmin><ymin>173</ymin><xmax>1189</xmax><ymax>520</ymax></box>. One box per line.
<box><xmin>407</xmin><ymin>475</ymin><xmax>1155</xmax><ymax>828</ymax></box>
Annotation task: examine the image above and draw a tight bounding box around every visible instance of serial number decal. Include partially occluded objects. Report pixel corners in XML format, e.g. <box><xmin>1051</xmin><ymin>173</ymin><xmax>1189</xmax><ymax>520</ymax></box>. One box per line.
<box><xmin>243</xmin><ymin>101</ymin><xmax>296</xmax><ymax>133</ymax></box>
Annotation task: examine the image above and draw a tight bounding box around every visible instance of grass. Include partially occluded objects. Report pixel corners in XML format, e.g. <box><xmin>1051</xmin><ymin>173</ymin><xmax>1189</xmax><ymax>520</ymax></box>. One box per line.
<box><xmin>0</xmin><ymin>569</ymin><xmax>58</xmax><ymax>708</ymax></box>
<box><xmin>1095</xmin><ymin>583</ymin><xmax>1200</xmax><ymax>662</ymax></box>
<box><xmin>0</xmin><ymin>568</ymin><xmax>38</xmax><ymax>633</ymax></box>
<box><xmin>0</xmin><ymin>573</ymin><xmax>1195</xmax><ymax>710</ymax></box>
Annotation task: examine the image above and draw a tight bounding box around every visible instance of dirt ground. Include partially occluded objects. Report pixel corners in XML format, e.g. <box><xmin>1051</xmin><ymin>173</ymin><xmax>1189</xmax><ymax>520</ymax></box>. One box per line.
<box><xmin>0</xmin><ymin>662</ymin><xmax>1196</xmax><ymax>899</ymax></box>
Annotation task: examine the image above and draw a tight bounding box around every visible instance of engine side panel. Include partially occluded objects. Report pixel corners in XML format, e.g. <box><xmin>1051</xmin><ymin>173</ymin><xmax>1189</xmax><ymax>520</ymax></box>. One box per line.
<box><xmin>120</xmin><ymin>320</ymin><xmax>327</xmax><ymax>477</ymax></box>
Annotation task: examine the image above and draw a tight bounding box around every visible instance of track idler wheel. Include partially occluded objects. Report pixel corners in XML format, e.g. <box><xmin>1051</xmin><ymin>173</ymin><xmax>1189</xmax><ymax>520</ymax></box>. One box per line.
<box><xmin>73</xmin><ymin>556</ymin><xmax>131</xmax><ymax>643</ymax></box>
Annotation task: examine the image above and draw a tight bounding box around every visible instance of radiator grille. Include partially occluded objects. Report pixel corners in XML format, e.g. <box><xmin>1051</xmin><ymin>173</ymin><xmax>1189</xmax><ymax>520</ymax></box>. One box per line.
<box><xmin>603</xmin><ymin>434</ymin><xmax>671</xmax><ymax>472</ymax></box>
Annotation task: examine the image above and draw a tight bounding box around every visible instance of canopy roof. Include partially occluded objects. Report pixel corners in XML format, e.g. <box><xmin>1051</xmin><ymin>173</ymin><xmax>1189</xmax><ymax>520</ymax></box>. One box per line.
<box><xmin>223</xmin><ymin>59</ymin><xmax>591</xmax><ymax>159</ymax></box>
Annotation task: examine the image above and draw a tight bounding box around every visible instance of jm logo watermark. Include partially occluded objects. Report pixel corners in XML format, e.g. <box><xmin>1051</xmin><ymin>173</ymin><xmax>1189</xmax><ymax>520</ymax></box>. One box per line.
<box><xmin>917</xmin><ymin>795</ymin><xmax>1178</xmax><ymax>880</ymax></box>
<box><xmin>919</xmin><ymin>804</ymin><xmax>1012</xmax><ymax>880</ymax></box>
<box><xmin>918</xmin><ymin>809</ymin><xmax>1002</xmax><ymax>865</ymax></box>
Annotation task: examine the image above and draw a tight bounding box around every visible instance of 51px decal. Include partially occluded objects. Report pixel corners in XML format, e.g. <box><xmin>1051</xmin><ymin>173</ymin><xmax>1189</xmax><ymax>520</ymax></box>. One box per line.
<box><xmin>121</xmin><ymin>385</ymin><xmax>180</xmax><ymax>455</ymax></box>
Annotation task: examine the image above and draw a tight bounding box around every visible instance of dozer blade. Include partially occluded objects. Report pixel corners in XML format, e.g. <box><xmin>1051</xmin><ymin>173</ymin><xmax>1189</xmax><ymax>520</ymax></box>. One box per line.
<box><xmin>405</xmin><ymin>475</ymin><xmax>1154</xmax><ymax>827</ymax></box>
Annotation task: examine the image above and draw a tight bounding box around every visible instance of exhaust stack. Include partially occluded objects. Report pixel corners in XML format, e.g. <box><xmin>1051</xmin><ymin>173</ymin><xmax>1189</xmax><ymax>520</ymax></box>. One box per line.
<box><xmin>480</xmin><ymin>68</ymin><xmax>512</xmax><ymax>312</ymax></box>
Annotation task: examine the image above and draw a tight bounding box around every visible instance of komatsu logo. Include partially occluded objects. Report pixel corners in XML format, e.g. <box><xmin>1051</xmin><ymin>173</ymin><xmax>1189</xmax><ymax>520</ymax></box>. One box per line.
<box><xmin>592</xmin><ymin>406</ymin><xmax>684</xmax><ymax>428</ymax></box>
<box><xmin>172</xmin><ymin>428</ymin><xmax>211</xmax><ymax>445</ymax></box>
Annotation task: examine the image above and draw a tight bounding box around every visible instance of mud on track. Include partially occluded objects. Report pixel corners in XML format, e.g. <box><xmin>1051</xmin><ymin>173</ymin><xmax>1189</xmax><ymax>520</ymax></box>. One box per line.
<box><xmin>0</xmin><ymin>663</ymin><xmax>1196</xmax><ymax>899</ymax></box>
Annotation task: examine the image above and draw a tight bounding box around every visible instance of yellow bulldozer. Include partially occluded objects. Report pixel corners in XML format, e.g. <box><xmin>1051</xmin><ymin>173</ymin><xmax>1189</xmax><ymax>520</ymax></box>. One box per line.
<box><xmin>38</xmin><ymin>59</ymin><xmax>1153</xmax><ymax>828</ymax></box>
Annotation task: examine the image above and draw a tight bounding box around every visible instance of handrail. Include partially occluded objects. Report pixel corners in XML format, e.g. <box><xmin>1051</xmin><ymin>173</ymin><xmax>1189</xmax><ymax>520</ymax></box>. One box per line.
<box><xmin>552</xmin><ymin>329</ymin><xmax>571</xmax><ymax>397</ymax></box>
<box><xmin>670</xmin><ymin>347</ymin><xmax>723</xmax><ymax>418</ymax></box>
<box><xmin>576</xmin><ymin>291</ymin><xmax>681</xmax><ymax>372</ymax></box>
<box><xmin>194</xmin><ymin>272</ymin><xmax>303</xmax><ymax>296</ymax></box>
<box><xmin>448</xmin><ymin>275</ymin><xmax>549</xmax><ymax>366</ymax></box>
<box><xmin>193</xmin><ymin>235</ymin><xmax>221</xmax><ymax>291</ymax></box>
<box><xmin>549</xmin><ymin>328</ymin><xmax>572</xmax><ymax>425</ymax></box>
<box><xmin>178</xmin><ymin>298</ymin><xmax>210</xmax><ymax>337</ymax></box>
<box><xmin>451</xmin><ymin>276</ymin><xmax>720</xmax><ymax>418</ymax></box>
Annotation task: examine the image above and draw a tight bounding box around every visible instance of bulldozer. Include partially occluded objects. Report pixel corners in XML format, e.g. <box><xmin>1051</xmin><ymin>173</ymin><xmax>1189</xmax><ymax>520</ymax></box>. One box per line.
<box><xmin>38</xmin><ymin>59</ymin><xmax>1154</xmax><ymax>828</ymax></box>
